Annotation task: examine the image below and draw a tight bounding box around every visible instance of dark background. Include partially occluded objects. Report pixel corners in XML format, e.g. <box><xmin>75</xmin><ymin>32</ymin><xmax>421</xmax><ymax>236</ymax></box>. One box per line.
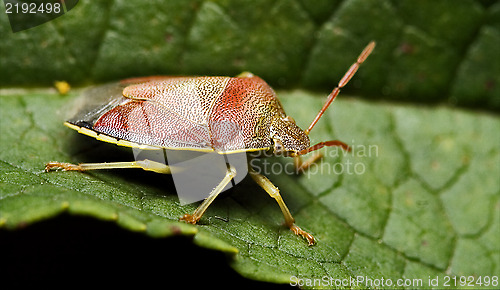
<box><xmin>0</xmin><ymin>214</ymin><xmax>292</xmax><ymax>288</ymax></box>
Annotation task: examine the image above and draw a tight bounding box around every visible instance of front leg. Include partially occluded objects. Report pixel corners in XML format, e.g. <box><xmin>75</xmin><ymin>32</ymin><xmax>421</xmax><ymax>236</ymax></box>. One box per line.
<box><xmin>293</xmin><ymin>153</ymin><xmax>323</xmax><ymax>173</ymax></box>
<box><xmin>293</xmin><ymin>140</ymin><xmax>350</xmax><ymax>173</ymax></box>
<box><xmin>248</xmin><ymin>166</ymin><xmax>316</xmax><ymax>246</ymax></box>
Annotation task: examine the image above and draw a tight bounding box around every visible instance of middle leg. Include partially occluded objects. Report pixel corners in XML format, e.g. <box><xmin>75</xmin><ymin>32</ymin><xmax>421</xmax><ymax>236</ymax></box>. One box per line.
<box><xmin>180</xmin><ymin>164</ymin><xmax>237</xmax><ymax>224</ymax></box>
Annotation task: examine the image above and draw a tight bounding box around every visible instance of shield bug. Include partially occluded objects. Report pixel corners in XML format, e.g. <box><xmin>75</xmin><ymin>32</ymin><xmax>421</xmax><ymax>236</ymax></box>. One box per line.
<box><xmin>46</xmin><ymin>41</ymin><xmax>375</xmax><ymax>245</ymax></box>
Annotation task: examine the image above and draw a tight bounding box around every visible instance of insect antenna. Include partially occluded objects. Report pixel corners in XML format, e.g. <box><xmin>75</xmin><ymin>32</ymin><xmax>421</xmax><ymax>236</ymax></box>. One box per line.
<box><xmin>304</xmin><ymin>41</ymin><xmax>376</xmax><ymax>135</ymax></box>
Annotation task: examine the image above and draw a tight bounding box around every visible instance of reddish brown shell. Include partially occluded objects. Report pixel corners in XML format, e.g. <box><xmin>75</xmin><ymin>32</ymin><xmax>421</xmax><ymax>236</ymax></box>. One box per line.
<box><xmin>67</xmin><ymin>74</ymin><xmax>310</xmax><ymax>154</ymax></box>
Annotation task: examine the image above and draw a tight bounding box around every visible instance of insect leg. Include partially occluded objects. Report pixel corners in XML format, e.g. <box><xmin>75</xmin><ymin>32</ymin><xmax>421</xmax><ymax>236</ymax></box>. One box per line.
<box><xmin>45</xmin><ymin>159</ymin><xmax>171</xmax><ymax>174</ymax></box>
<box><xmin>180</xmin><ymin>164</ymin><xmax>237</xmax><ymax>224</ymax></box>
<box><xmin>293</xmin><ymin>153</ymin><xmax>323</xmax><ymax>173</ymax></box>
<box><xmin>293</xmin><ymin>139</ymin><xmax>350</xmax><ymax>173</ymax></box>
<box><xmin>248</xmin><ymin>167</ymin><xmax>316</xmax><ymax>246</ymax></box>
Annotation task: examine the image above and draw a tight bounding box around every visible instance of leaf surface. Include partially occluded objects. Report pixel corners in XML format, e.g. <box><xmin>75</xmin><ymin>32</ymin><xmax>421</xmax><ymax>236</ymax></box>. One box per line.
<box><xmin>1</xmin><ymin>89</ymin><xmax>498</xmax><ymax>287</ymax></box>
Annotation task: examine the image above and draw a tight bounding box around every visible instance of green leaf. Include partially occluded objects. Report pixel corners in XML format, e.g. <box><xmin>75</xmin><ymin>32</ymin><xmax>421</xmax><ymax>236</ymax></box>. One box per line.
<box><xmin>1</xmin><ymin>89</ymin><xmax>498</xmax><ymax>287</ymax></box>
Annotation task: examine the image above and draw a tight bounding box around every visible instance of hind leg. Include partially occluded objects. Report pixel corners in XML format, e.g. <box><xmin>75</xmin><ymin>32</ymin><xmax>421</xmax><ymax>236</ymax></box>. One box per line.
<box><xmin>45</xmin><ymin>159</ymin><xmax>171</xmax><ymax>174</ymax></box>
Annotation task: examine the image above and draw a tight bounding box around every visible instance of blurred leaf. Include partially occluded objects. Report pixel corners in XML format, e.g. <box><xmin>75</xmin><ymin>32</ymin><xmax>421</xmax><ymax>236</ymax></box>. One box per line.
<box><xmin>1</xmin><ymin>0</ymin><xmax>499</xmax><ymax>110</ymax></box>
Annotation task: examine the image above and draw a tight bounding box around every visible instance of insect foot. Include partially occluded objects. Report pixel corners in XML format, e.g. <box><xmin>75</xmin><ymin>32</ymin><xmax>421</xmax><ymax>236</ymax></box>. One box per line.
<box><xmin>290</xmin><ymin>224</ymin><xmax>316</xmax><ymax>246</ymax></box>
<box><xmin>45</xmin><ymin>161</ymin><xmax>82</xmax><ymax>172</ymax></box>
<box><xmin>179</xmin><ymin>214</ymin><xmax>199</xmax><ymax>224</ymax></box>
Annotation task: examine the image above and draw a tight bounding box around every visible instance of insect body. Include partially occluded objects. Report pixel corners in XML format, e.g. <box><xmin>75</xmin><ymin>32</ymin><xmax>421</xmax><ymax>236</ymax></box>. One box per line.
<box><xmin>72</xmin><ymin>73</ymin><xmax>308</xmax><ymax>154</ymax></box>
<box><xmin>46</xmin><ymin>42</ymin><xmax>375</xmax><ymax>245</ymax></box>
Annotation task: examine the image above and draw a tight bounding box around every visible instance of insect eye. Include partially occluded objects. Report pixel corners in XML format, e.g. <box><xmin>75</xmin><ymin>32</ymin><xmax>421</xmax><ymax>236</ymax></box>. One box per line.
<box><xmin>273</xmin><ymin>137</ymin><xmax>284</xmax><ymax>153</ymax></box>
